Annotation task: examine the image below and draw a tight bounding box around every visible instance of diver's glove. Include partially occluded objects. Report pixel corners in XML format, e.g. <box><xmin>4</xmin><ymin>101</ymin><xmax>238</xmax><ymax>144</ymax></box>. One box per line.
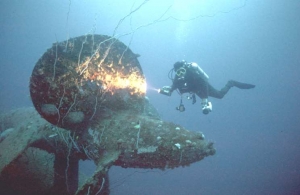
<box><xmin>158</xmin><ymin>86</ymin><xmax>172</xmax><ymax>96</ymax></box>
<box><xmin>201</xmin><ymin>99</ymin><xmax>212</xmax><ymax>115</ymax></box>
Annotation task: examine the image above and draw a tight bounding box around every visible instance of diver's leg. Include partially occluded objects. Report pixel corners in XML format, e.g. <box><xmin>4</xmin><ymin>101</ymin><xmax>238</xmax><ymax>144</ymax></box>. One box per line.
<box><xmin>227</xmin><ymin>80</ymin><xmax>255</xmax><ymax>89</ymax></box>
<box><xmin>195</xmin><ymin>84</ymin><xmax>212</xmax><ymax>114</ymax></box>
<box><xmin>207</xmin><ymin>83</ymin><xmax>230</xmax><ymax>99</ymax></box>
<box><xmin>208</xmin><ymin>80</ymin><xmax>255</xmax><ymax>99</ymax></box>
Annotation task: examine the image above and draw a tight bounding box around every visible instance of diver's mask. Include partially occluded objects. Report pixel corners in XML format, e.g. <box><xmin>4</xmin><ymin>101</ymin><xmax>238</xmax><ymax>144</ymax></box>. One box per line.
<box><xmin>176</xmin><ymin>67</ymin><xmax>186</xmax><ymax>79</ymax></box>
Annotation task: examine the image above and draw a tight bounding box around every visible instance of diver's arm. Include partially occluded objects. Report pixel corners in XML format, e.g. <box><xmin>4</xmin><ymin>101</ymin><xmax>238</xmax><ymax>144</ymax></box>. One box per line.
<box><xmin>169</xmin><ymin>83</ymin><xmax>177</xmax><ymax>94</ymax></box>
<box><xmin>169</xmin><ymin>76</ymin><xmax>182</xmax><ymax>94</ymax></box>
<box><xmin>159</xmin><ymin>80</ymin><xmax>178</xmax><ymax>96</ymax></box>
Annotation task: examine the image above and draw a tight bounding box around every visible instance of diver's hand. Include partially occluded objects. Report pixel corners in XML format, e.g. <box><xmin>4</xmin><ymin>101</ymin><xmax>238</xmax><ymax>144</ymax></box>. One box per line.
<box><xmin>158</xmin><ymin>86</ymin><xmax>171</xmax><ymax>96</ymax></box>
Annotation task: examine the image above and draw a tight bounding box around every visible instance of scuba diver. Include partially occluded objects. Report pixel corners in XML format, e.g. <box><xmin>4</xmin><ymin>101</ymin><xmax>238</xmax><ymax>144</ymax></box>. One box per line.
<box><xmin>158</xmin><ymin>60</ymin><xmax>255</xmax><ymax>114</ymax></box>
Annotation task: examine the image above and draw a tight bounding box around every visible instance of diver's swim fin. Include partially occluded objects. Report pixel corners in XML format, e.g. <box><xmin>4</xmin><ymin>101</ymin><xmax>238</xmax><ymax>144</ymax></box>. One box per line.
<box><xmin>228</xmin><ymin>80</ymin><xmax>255</xmax><ymax>89</ymax></box>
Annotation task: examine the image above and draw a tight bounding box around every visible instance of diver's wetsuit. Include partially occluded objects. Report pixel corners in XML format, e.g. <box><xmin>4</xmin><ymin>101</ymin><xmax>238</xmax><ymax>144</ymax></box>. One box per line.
<box><xmin>170</xmin><ymin>63</ymin><xmax>255</xmax><ymax>99</ymax></box>
<box><xmin>196</xmin><ymin>82</ymin><xmax>231</xmax><ymax>99</ymax></box>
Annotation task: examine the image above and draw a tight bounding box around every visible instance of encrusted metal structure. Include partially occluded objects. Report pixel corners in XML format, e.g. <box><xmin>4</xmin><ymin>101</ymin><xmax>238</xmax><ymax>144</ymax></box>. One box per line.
<box><xmin>30</xmin><ymin>34</ymin><xmax>146</xmax><ymax>131</ymax></box>
<box><xmin>0</xmin><ymin>35</ymin><xmax>215</xmax><ymax>195</ymax></box>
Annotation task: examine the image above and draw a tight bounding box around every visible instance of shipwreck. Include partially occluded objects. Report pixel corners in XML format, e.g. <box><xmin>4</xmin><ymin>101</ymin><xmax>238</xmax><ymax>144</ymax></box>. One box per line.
<box><xmin>0</xmin><ymin>34</ymin><xmax>215</xmax><ymax>195</ymax></box>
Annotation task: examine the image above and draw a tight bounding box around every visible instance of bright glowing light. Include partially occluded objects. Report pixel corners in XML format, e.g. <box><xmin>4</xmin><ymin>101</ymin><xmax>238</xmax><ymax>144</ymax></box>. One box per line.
<box><xmin>147</xmin><ymin>86</ymin><xmax>160</xmax><ymax>93</ymax></box>
<box><xmin>80</xmin><ymin>60</ymin><xmax>146</xmax><ymax>95</ymax></box>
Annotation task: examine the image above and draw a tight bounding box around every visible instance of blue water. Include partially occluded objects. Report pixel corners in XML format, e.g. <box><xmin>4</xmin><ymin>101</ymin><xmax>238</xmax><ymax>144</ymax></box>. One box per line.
<box><xmin>1</xmin><ymin>0</ymin><xmax>300</xmax><ymax>194</ymax></box>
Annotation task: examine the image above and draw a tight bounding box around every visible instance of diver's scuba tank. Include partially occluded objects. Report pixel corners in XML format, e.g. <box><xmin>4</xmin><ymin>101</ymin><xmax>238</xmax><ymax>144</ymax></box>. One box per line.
<box><xmin>190</xmin><ymin>62</ymin><xmax>209</xmax><ymax>81</ymax></box>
